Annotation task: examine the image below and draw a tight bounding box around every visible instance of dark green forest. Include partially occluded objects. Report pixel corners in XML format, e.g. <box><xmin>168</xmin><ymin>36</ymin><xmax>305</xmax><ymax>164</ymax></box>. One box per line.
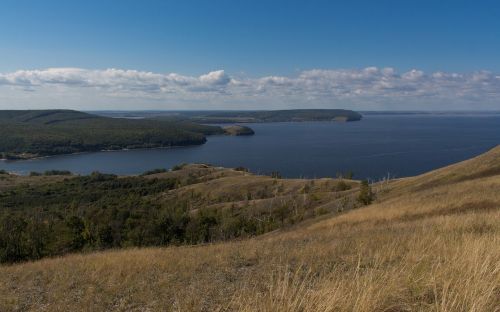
<box><xmin>0</xmin><ymin>110</ymin><xmax>223</xmax><ymax>159</ymax></box>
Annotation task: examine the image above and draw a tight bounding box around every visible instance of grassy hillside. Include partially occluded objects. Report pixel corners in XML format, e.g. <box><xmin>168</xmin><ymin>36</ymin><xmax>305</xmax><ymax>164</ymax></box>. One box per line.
<box><xmin>0</xmin><ymin>110</ymin><xmax>223</xmax><ymax>159</ymax></box>
<box><xmin>0</xmin><ymin>164</ymin><xmax>359</xmax><ymax>263</ymax></box>
<box><xmin>1</xmin><ymin>147</ymin><xmax>499</xmax><ymax>311</ymax></box>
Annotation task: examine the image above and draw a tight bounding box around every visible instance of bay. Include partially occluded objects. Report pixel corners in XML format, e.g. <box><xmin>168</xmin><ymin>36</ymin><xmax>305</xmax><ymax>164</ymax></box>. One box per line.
<box><xmin>2</xmin><ymin>114</ymin><xmax>500</xmax><ymax>179</ymax></box>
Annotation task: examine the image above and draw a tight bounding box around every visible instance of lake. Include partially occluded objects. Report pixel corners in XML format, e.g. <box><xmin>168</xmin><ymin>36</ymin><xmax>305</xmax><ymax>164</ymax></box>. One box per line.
<box><xmin>2</xmin><ymin>114</ymin><xmax>500</xmax><ymax>180</ymax></box>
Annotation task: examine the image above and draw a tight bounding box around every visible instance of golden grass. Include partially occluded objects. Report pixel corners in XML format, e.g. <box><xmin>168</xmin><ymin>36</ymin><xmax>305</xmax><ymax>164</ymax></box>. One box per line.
<box><xmin>1</xmin><ymin>148</ymin><xmax>500</xmax><ymax>311</ymax></box>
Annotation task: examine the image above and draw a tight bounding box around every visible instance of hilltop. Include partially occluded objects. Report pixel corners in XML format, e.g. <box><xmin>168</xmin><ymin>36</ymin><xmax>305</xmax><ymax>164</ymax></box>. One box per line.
<box><xmin>0</xmin><ymin>110</ymin><xmax>223</xmax><ymax>160</ymax></box>
<box><xmin>0</xmin><ymin>147</ymin><xmax>499</xmax><ymax>311</ymax></box>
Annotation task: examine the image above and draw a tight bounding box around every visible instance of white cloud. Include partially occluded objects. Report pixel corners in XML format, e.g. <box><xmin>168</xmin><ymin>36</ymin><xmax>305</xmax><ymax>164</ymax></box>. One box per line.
<box><xmin>199</xmin><ymin>70</ymin><xmax>231</xmax><ymax>85</ymax></box>
<box><xmin>0</xmin><ymin>67</ymin><xmax>500</xmax><ymax>110</ymax></box>
<box><xmin>402</xmin><ymin>69</ymin><xmax>425</xmax><ymax>81</ymax></box>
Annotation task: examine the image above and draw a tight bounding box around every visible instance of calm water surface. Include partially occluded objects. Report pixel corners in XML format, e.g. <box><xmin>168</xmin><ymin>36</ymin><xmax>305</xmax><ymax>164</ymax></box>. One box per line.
<box><xmin>2</xmin><ymin>115</ymin><xmax>500</xmax><ymax>179</ymax></box>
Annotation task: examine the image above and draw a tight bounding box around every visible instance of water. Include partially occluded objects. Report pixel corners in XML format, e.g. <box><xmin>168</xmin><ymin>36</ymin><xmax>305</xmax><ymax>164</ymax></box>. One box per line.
<box><xmin>2</xmin><ymin>114</ymin><xmax>500</xmax><ymax>179</ymax></box>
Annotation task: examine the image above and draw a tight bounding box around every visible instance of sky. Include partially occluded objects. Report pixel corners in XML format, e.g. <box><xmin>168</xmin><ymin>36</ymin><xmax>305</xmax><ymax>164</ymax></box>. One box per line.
<box><xmin>1</xmin><ymin>0</ymin><xmax>500</xmax><ymax>110</ymax></box>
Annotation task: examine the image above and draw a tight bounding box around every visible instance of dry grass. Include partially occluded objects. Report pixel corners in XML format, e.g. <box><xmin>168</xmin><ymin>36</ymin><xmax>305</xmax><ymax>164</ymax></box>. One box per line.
<box><xmin>1</xmin><ymin>148</ymin><xmax>500</xmax><ymax>311</ymax></box>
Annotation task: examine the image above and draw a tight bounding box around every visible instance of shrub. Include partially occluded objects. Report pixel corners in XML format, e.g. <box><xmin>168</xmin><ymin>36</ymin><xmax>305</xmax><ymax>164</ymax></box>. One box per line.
<box><xmin>141</xmin><ymin>168</ymin><xmax>167</xmax><ymax>176</ymax></box>
<box><xmin>270</xmin><ymin>171</ymin><xmax>282</xmax><ymax>179</ymax></box>
<box><xmin>336</xmin><ymin>171</ymin><xmax>354</xmax><ymax>179</ymax></box>
<box><xmin>357</xmin><ymin>180</ymin><xmax>374</xmax><ymax>205</ymax></box>
<box><xmin>335</xmin><ymin>180</ymin><xmax>351</xmax><ymax>191</ymax></box>
<box><xmin>302</xmin><ymin>183</ymin><xmax>311</xmax><ymax>194</ymax></box>
<box><xmin>172</xmin><ymin>163</ymin><xmax>187</xmax><ymax>171</ymax></box>
<box><xmin>44</xmin><ymin>170</ymin><xmax>72</xmax><ymax>176</ymax></box>
<box><xmin>234</xmin><ymin>166</ymin><xmax>249</xmax><ymax>172</ymax></box>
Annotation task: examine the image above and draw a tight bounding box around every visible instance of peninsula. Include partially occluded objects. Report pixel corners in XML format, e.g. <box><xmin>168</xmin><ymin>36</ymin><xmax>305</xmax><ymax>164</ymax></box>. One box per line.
<box><xmin>0</xmin><ymin>110</ymin><xmax>223</xmax><ymax>160</ymax></box>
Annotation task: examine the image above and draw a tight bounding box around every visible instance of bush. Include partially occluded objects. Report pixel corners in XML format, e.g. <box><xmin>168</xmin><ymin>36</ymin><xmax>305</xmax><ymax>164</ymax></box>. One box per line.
<box><xmin>29</xmin><ymin>171</ymin><xmax>42</xmax><ymax>176</ymax></box>
<box><xmin>172</xmin><ymin>163</ymin><xmax>187</xmax><ymax>171</ymax></box>
<box><xmin>0</xmin><ymin>215</ymin><xmax>29</xmax><ymax>263</ymax></box>
<box><xmin>141</xmin><ymin>168</ymin><xmax>167</xmax><ymax>176</ymax></box>
<box><xmin>270</xmin><ymin>171</ymin><xmax>282</xmax><ymax>179</ymax></box>
<box><xmin>234</xmin><ymin>166</ymin><xmax>249</xmax><ymax>172</ymax></box>
<box><xmin>357</xmin><ymin>180</ymin><xmax>374</xmax><ymax>205</ymax></box>
<box><xmin>335</xmin><ymin>180</ymin><xmax>351</xmax><ymax>191</ymax></box>
<box><xmin>336</xmin><ymin>171</ymin><xmax>354</xmax><ymax>179</ymax></box>
<box><xmin>44</xmin><ymin>170</ymin><xmax>72</xmax><ymax>176</ymax></box>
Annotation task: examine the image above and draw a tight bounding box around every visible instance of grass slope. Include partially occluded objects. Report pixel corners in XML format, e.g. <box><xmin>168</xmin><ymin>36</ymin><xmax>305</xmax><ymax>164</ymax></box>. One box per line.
<box><xmin>1</xmin><ymin>147</ymin><xmax>500</xmax><ymax>311</ymax></box>
<box><xmin>0</xmin><ymin>110</ymin><xmax>223</xmax><ymax>159</ymax></box>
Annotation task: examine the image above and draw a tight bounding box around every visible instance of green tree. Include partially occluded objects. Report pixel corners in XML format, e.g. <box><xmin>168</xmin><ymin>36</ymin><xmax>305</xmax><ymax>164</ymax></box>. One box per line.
<box><xmin>97</xmin><ymin>225</ymin><xmax>114</xmax><ymax>249</ymax></box>
<box><xmin>0</xmin><ymin>215</ymin><xmax>28</xmax><ymax>263</ymax></box>
<box><xmin>357</xmin><ymin>180</ymin><xmax>374</xmax><ymax>205</ymax></box>
<box><xmin>66</xmin><ymin>216</ymin><xmax>86</xmax><ymax>251</ymax></box>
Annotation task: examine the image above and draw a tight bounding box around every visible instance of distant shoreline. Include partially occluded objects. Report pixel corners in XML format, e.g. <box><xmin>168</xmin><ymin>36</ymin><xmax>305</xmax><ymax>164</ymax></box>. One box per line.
<box><xmin>0</xmin><ymin>144</ymin><xmax>204</xmax><ymax>162</ymax></box>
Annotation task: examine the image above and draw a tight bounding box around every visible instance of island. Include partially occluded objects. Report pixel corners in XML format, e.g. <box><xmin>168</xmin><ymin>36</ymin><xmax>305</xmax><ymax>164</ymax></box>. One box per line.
<box><xmin>222</xmin><ymin>125</ymin><xmax>255</xmax><ymax>136</ymax></box>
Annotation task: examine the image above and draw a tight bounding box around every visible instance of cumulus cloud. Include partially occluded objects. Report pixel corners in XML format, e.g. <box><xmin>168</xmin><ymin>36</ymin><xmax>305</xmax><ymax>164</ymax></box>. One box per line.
<box><xmin>1</xmin><ymin>67</ymin><xmax>500</xmax><ymax>109</ymax></box>
<box><xmin>199</xmin><ymin>70</ymin><xmax>231</xmax><ymax>85</ymax></box>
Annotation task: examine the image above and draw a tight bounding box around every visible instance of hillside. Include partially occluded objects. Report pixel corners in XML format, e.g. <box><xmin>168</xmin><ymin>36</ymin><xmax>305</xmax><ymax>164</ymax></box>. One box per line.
<box><xmin>0</xmin><ymin>164</ymin><xmax>360</xmax><ymax>263</ymax></box>
<box><xmin>1</xmin><ymin>147</ymin><xmax>499</xmax><ymax>311</ymax></box>
<box><xmin>0</xmin><ymin>110</ymin><xmax>224</xmax><ymax>159</ymax></box>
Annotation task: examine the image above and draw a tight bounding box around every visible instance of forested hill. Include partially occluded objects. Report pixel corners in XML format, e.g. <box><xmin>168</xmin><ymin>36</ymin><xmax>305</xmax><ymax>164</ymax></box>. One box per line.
<box><xmin>0</xmin><ymin>109</ymin><xmax>96</xmax><ymax>124</ymax></box>
<box><xmin>188</xmin><ymin>109</ymin><xmax>363</xmax><ymax>123</ymax></box>
<box><xmin>93</xmin><ymin>109</ymin><xmax>363</xmax><ymax>123</ymax></box>
<box><xmin>0</xmin><ymin>110</ymin><xmax>223</xmax><ymax>159</ymax></box>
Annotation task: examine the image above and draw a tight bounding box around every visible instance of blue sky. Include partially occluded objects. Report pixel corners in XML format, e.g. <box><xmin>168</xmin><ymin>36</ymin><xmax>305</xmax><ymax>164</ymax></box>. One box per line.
<box><xmin>1</xmin><ymin>0</ymin><xmax>500</xmax><ymax>110</ymax></box>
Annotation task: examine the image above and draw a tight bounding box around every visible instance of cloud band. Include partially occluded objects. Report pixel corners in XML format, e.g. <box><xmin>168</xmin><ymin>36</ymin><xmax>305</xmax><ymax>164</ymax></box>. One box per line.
<box><xmin>1</xmin><ymin>67</ymin><xmax>499</xmax><ymax>109</ymax></box>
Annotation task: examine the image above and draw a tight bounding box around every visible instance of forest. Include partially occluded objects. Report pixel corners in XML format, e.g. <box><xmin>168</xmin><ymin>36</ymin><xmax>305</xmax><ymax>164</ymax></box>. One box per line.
<box><xmin>0</xmin><ymin>110</ymin><xmax>223</xmax><ymax>159</ymax></box>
